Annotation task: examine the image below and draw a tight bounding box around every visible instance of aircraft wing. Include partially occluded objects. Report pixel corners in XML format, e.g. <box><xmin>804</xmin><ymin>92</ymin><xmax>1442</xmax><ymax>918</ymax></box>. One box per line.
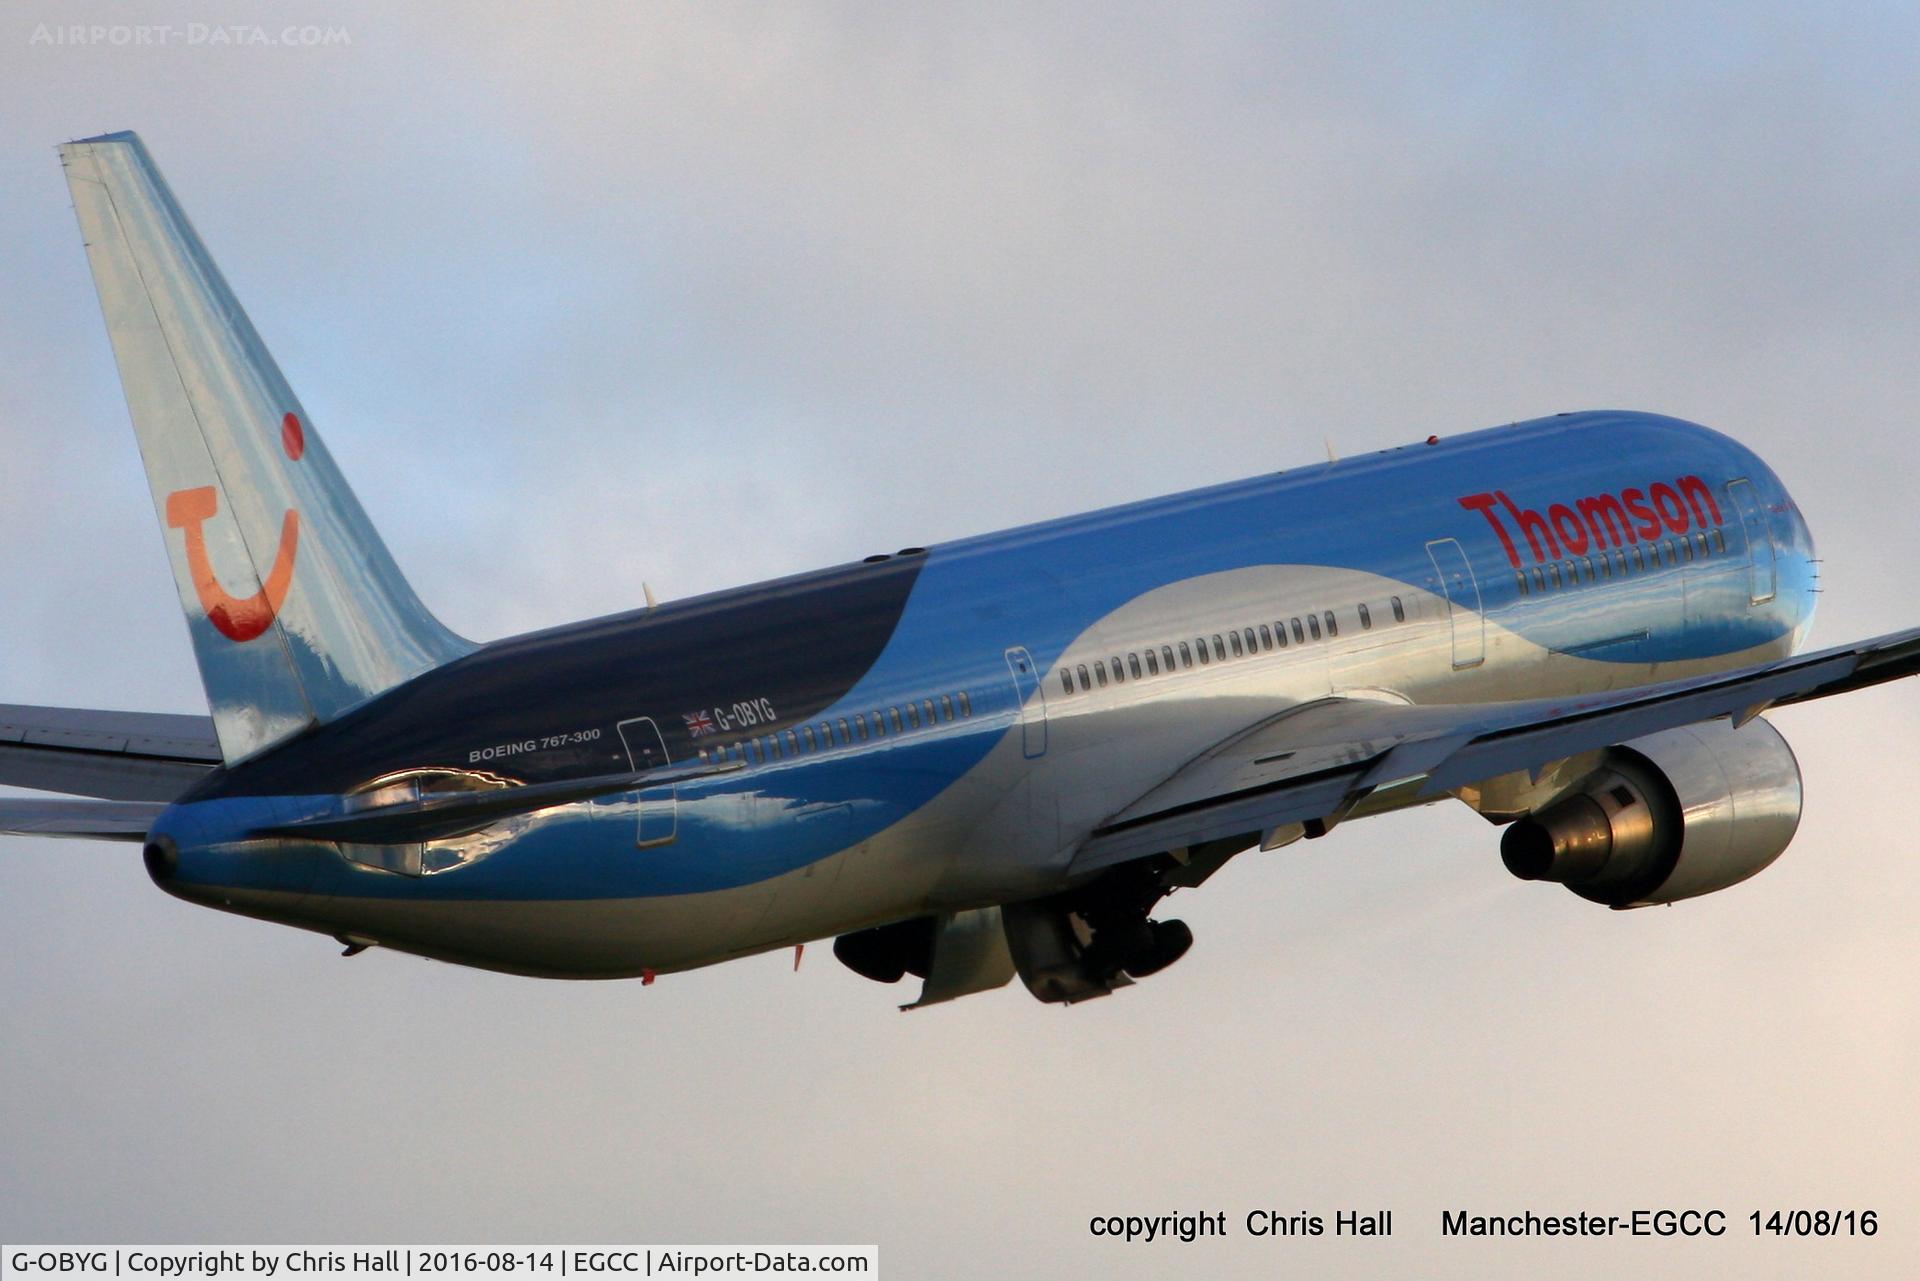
<box><xmin>0</xmin><ymin>703</ymin><xmax>221</xmax><ymax>801</ymax></box>
<box><xmin>1071</xmin><ymin>625</ymin><xmax>1920</xmax><ymax>873</ymax></box>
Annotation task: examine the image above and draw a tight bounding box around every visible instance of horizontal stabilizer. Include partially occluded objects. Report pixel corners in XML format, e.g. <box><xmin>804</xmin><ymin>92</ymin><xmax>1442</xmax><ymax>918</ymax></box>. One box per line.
<box><xmin>1</xmin><ymin>703</ymin><xmax>219</xmax><ymax>801</ymax></box>
<box><xmin>253</xmin><ymin>760</ymin><xmax>742</xmax><ymax>845</ymax></box>
<box><xmin>0</xmin><ymin>799</ymin><xmax>164</xmax><ymax>841</ymax></box>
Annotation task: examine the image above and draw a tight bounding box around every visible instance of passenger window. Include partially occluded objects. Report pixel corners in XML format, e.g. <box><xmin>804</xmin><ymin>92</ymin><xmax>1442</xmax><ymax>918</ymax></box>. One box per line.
<box><xmin>1515</xmin><ymin>570</ymin><xmax>1529</xmax><ymax>596</ymax></box>
<box><xmin>1679</xmin><ymin>537</ymin><xmax>1693</xmax><ymax>563</ymax></box>
<box><xmin>1361</xmin><ymin>601</ymin><xmax>1375</xmax><ymax>625</ymax></box>
<box><xmin>854</xmin><ymin>714</ymin><xmax>869</xmax><ymax>741</ymax></box>
<box><xmin>1323</xmin><ymin>610</ymin><xmax>1337</xmax><ymax>637</ymax></box>
<box><xmin>958</xmin><ymin>691</ymin><xmax>972</xmax><ymax>717</ymax></box>
<box><xmin>1291</xmin><ymin>618</ymin><xmax>1305</xmax><ymax>644</ymax></box>
<box><xmin>1128</xmin><ymin>653</ymin><xmax>1142</xmax><ymax>680</ymax></box>
<box><xmin>748</xmin><ymin>739</ymin><xmax>764</xmax><ymax>764</ymax></box>
<box><xmin>1633</xmin><ymin>546</ymin><xmax>1646</xmax><ymax>572</ymax></box>
<box><xmin>1549</xmin><ymin>564</ymin><xmax>1562</xmax><ymax>589</ymax></box>
<box><xmin>905</xmin><ymin>703</ymin><xmax>920</xmax><ymax>729</ymax></box>
<box><xmin>1094</xmin><ymin>660</ymin><xmax>1109</xmax><ymax>687</ymax></box>
<box><xmin>1228</xmin><ymin>631</ymin><xmax>1243</xmax><ymax>658</ymax></box>
<box><xmin>768</xmin><ymin>735</ymin><xmax>783</xmax><ymax>760</ymax></box>
<box><xmin>1061</xmin><ymin>669</ymin><xmax>1075</xmax><ymax>695</ymax></box>
<box><xmin>1211</xmin><ymin>634</ymin><xmax>1226</xmax><ymax>660</ymax></box>
<box><xmin>1161</xmin><ymin>645</ymin><xmax>1176</xmax><ymax>671</ymax></box>
<box><xmin>802</xmin><ymin>726</ymin><xmax>817</xmax><ymax>752</ymax></box>
<box><xmin>1178</xmin><ymin>642</ymin><xmax>1192</xmax><ymax>668</ymax></box>
<box><xmin>1145</xmin><ymin>649</ymin><xmax>1160</xmax><ymax>675</ymax></box>
<box><xmin>923</xmin><ymin>699</ymin><xmax>937</xmax><ymax>725</ymax></box>
<box><xmin>1532</xmin><ymin>567</ymin><xmax>1545</xmax><ymax>591</ymax></box>
<box><xmin>940</xmin><ymin>695</ymin><xmax>954</xmax><ymax>721</ymax></box>
<box><xmin>784</xmin><ymin>729</ymin><xmax>799</xmax><ymax>755</ymax></box>
<box><xmin>1582</xmin><ymin>556</ymin><xmax>1595</xmax><ymax>581</ymax></box>
<box><xmin>837</xmin><ymin>718</ymin><xmax>851</xmax><ymax>744</ymax></box>
<box><xmin>1109</xmin><ymin>655</ymin><xmax>1124</xmax><ymax>683</ymax></box>
<box><xmin>1711</xmin><ymin>527</ymin><xmax>1726</xmax><ymax>554</ymax></box>
<box><xmin>1391</xmin><ymin>596</ymin><xmax>1406</xmax><ymax>623</ymax></box>
<box><xmin>1259</xmin><ymin>624</ymin><xmax>1274</xmax><ymax>649</ymax></box>
<box><xmin>1196</xmin><ymin>639</ymin><xmax>1211</xmax><ymax>666</ymax></box>
<box><xmin>1307</xmin><ymin>614</ymin><xmax>1321</xmax><ymax>641</ymax></box>
<box><xmin>1243</xmin><ymin>627</ymin><xmax>1258</xmax><ymax>653</ymax></box>
<box><xmin>1078</xmin><ymin>663</ymin><xmax>1092</xmax><ymax>689</ymax></box>
<box><xmin>1273</xmin><ymin>622</ymin><xmax>1288</xmax><ymax>648</ymax></box>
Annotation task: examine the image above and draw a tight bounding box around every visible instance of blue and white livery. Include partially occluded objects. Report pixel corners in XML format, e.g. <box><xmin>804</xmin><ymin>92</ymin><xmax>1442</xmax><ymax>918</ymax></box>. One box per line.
<box><xmin>6</xmin><ymin>132</ymin><xmax>1916</xmax><ymax>1008</ymax></box>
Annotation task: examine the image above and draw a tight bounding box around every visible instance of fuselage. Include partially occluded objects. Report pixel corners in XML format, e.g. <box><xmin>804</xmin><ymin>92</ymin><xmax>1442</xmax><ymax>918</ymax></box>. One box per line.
<box><xmin>147</xmin><ymin>411</ymin><xmax>1817</xmax><ymax>976</ymax></box>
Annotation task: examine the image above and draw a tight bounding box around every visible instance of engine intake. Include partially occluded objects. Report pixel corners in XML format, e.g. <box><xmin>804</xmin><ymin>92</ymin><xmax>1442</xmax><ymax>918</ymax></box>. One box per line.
<box><xmin>1500</xmin><ymin>718</ymin><xmax>1802</xmax><ymax>908</ymax></box>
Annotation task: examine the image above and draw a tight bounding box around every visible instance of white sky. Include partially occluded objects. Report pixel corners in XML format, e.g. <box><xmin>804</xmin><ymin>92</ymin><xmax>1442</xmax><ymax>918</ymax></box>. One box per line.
<box><xmin>4</xmin><ymin>5</ymin><xmax>1919</xmax><ymax>1277</ymax></box>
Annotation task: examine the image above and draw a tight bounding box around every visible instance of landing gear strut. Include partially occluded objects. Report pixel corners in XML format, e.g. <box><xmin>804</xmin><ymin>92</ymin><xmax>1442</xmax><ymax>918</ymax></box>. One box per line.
<box><xmin>1070</xmin><ymin>858</ymin><xmax>1194</xmax><ymax>982</ymax></box>
<box><xmin>1003</xmin><ymin>837</ymin><xmax>1240</xmax><ymax>1003</ymax></box>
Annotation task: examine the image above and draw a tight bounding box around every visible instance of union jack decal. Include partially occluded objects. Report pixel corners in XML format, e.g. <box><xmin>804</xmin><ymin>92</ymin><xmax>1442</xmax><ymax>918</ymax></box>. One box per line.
<box><xmin>683</xmin><ymin>710</ymin><xmax>718</xmax><ymax>738</ymax></box>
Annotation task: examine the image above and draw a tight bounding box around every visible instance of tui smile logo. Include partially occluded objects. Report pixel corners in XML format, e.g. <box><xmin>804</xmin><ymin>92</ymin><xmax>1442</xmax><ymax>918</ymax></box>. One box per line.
<box><xmin>164</xmin><ymin>411</ymin><xmax>305</xmax><ymax>643</ymax></box>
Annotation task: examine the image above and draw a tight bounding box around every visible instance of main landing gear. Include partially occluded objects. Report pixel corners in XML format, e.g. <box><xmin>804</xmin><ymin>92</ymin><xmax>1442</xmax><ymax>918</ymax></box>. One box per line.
<box><xmin>832</xmin><ymin>838</ymin><xmax>1242</xmax><ymax>1006</ymax></box>
<box><xmin>999</xmin><ymin>837</ymin><xmax>1243</xmax><ymax>1004</ymax></box>
<box><xmin>1061</xmin><ymin>858</ymin><xmax>1195</xmax><ymax>982</ymax></box>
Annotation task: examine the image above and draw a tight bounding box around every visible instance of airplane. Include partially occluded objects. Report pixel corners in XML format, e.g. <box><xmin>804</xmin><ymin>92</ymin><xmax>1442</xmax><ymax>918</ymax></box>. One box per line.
<box><xmin>6</xmin><ymin>130</ymin><xmax>1918</xmax><ymax>1009</ymax></box>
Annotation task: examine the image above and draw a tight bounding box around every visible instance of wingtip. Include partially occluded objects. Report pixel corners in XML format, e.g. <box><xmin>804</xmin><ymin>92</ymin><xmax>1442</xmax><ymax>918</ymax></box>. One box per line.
<box><xmin>60</xmin><ymin>129</ymin><xmax>142</xmax><ymax>152</ymax></box>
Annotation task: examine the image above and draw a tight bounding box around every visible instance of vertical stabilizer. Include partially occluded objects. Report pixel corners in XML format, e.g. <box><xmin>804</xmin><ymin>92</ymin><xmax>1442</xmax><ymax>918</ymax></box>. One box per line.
<box><xmin>59</xmin><ymin>131</ymin><xmax>472</xmax><ymax>763</ymax></box>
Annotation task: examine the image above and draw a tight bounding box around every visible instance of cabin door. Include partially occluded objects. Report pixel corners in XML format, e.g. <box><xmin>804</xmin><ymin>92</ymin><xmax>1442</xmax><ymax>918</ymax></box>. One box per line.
<box><xmin>1427</xmin><ymin>537</ymin><xmax>1485</xmax><ymax>670</ymax></box>
<box><xmin>617</xmin><ymin>715</ymin><xmax>677</xmax><ymax>847</ymax></box>
<box><xmin>1725</xmin><ymin>478</ymin><xmax>1778</xmax><ymax>606</ymax></box>
<box><xmin>1004</xmin><ymin>646</ymin><xmax>1049</xmax><ymax>758</ymax></box>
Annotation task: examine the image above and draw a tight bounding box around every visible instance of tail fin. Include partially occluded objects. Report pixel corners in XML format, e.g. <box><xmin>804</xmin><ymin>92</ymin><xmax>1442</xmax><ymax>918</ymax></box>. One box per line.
<box><xmin>59</xmin><ymin>131</ymin><xmax>472</xmax><ymax>763</ymax></box>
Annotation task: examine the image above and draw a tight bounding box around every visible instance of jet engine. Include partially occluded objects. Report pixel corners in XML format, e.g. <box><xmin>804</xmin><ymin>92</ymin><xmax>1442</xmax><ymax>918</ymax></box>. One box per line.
<box><xmin>1499</xmin><ymin>717</ymin><xmax>1802</xmax><ymax>908</ymax></box>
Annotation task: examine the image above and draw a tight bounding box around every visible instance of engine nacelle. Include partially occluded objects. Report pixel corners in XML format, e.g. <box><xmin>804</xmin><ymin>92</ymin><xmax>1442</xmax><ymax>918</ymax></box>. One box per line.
<box><xmin>1500</xmin><ymin>718</ymin><xmax>1802</xmax><ymax>908</ymax></box>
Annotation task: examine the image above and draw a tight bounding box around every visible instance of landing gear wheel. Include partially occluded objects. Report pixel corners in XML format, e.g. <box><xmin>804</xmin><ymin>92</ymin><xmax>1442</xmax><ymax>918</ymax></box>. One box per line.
<box><xmin>1121</xmin><ymin>918</ymin><xmax>1193</xmax><ymax>979</ymax></box>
